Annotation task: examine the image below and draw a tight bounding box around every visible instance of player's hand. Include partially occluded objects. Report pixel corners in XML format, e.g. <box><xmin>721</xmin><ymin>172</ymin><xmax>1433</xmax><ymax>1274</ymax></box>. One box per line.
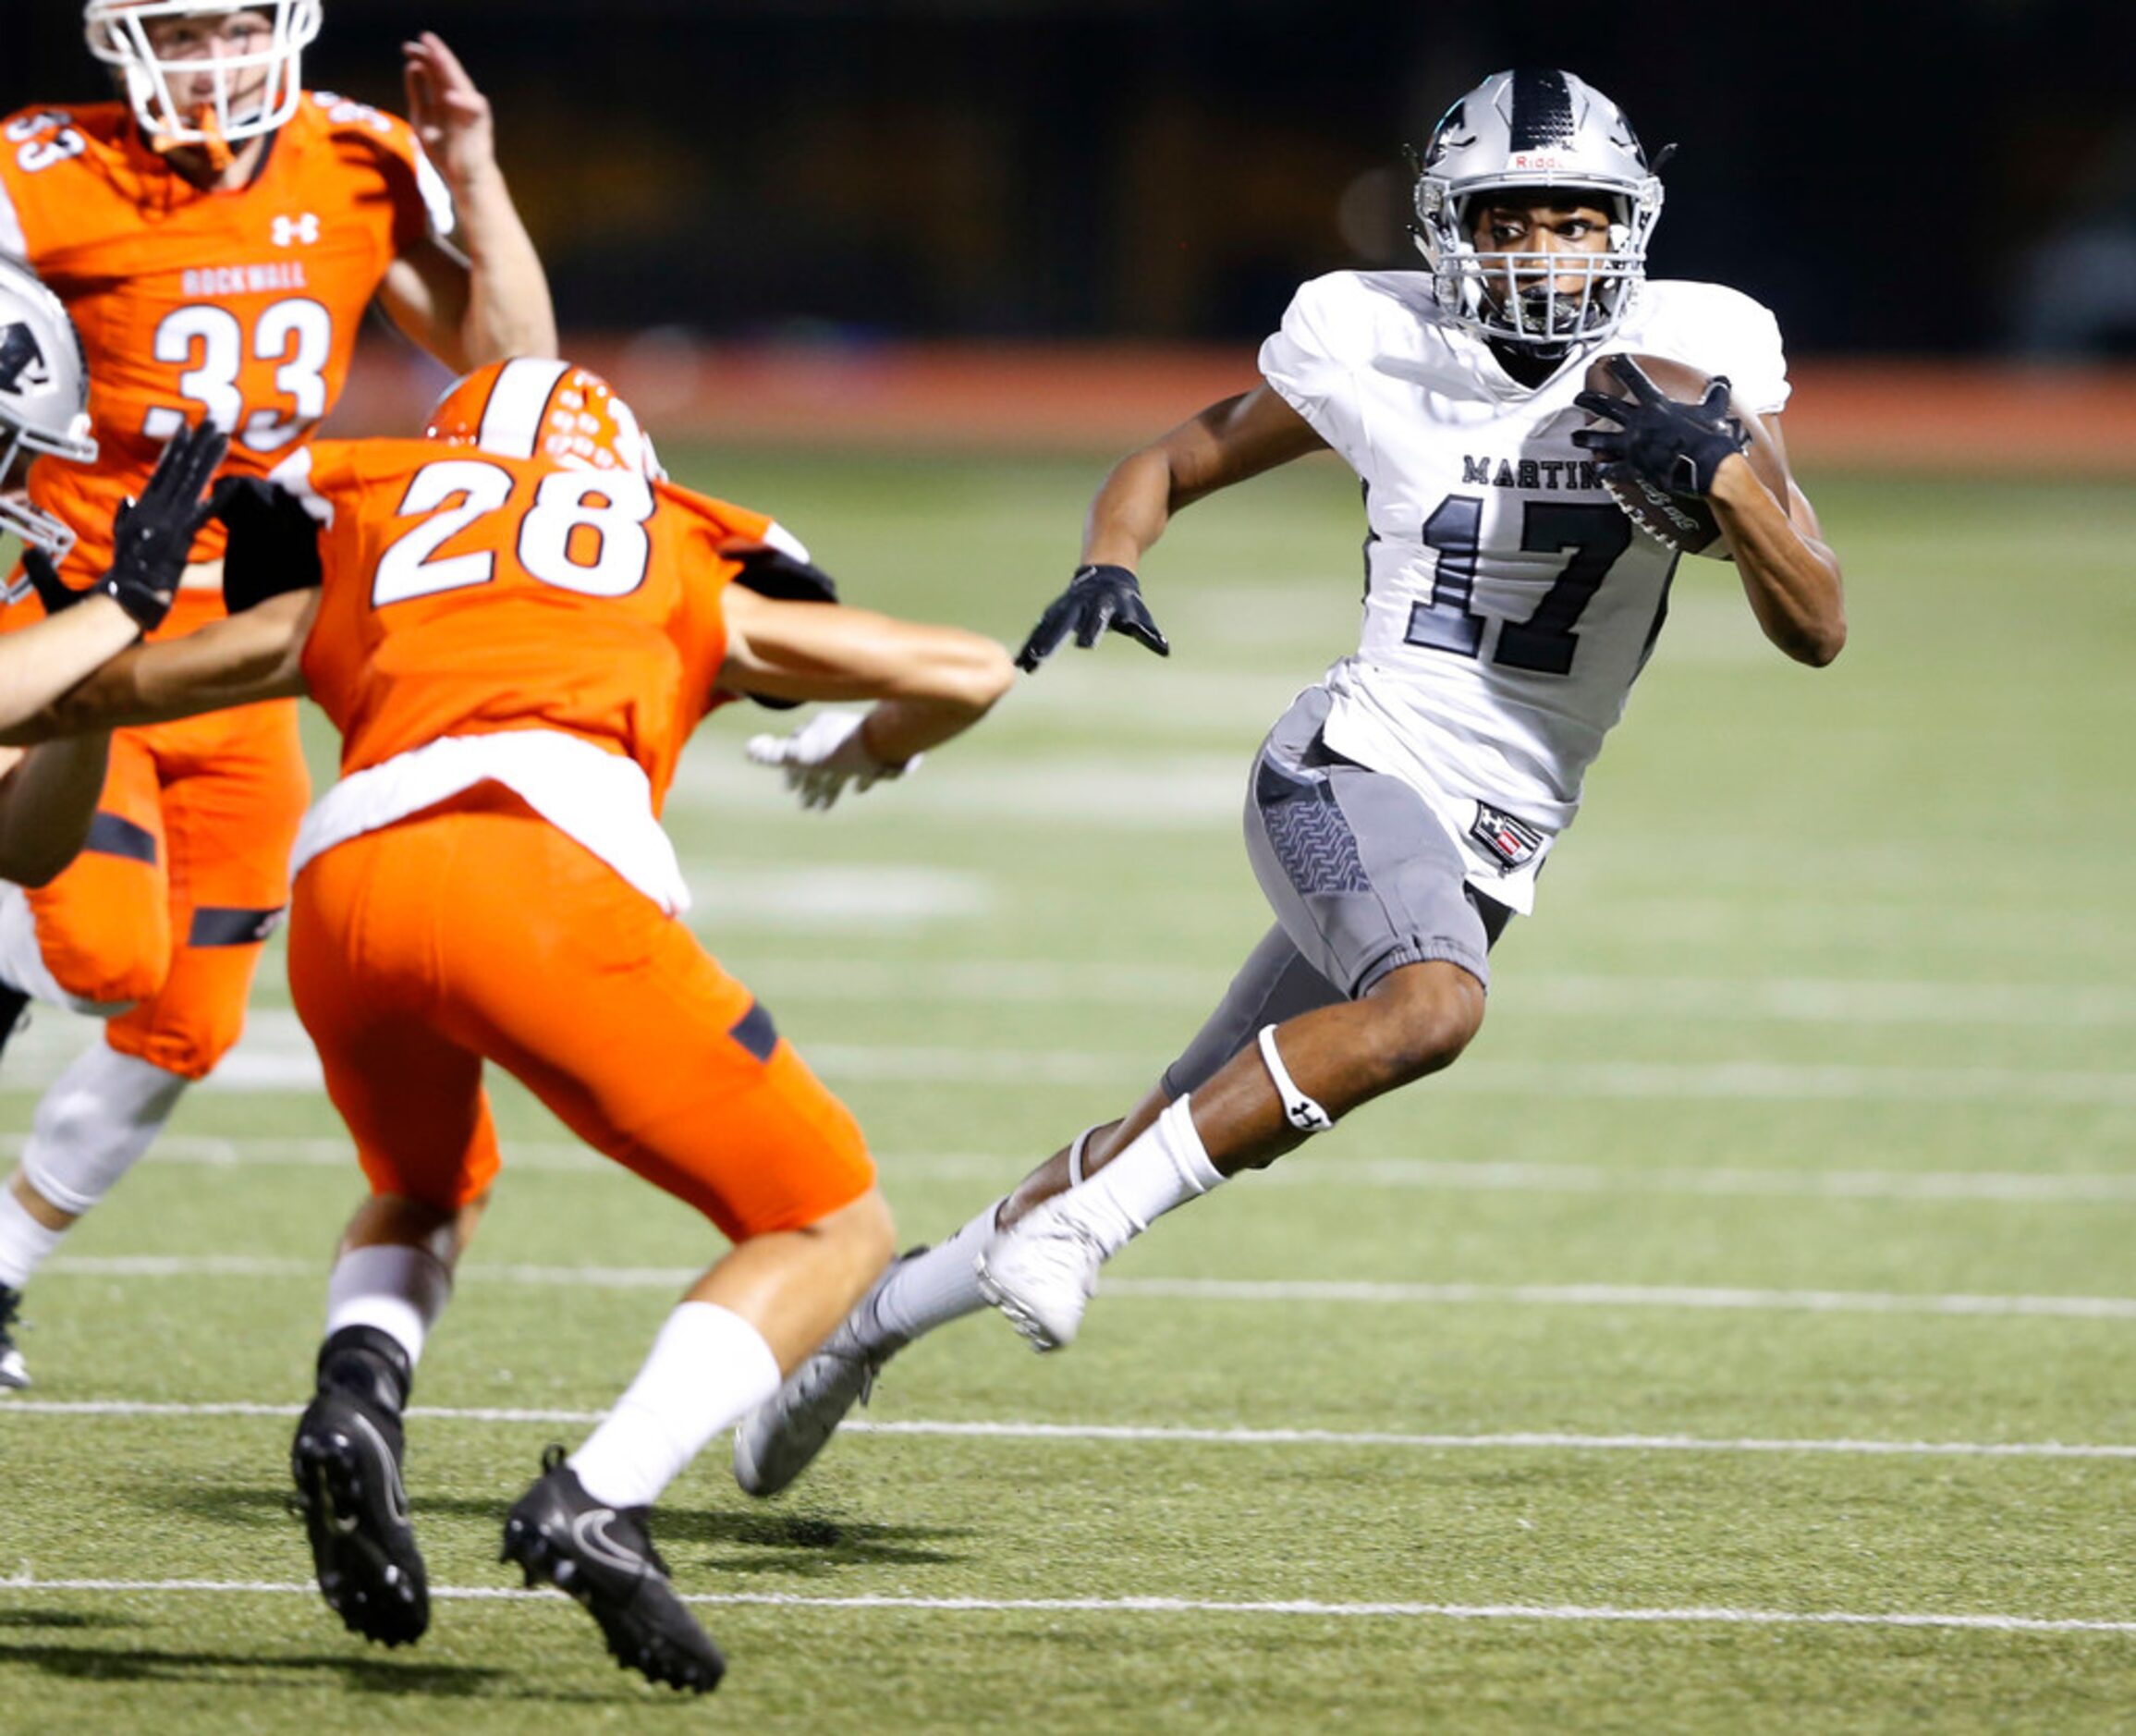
<box><xmin>745</xmin><ymin>711</ymin><xmax>916</xmax><ymax>811</ymax></box>
<box><xmin>17</xmin><ymin>547</ymin><xmax>87</xmax><ymax>615</ymax></box>
<box><xmin>101</xmin><ymin>420</ymin><xmax>231</xmax><ymax>632</ymax></box>
<box><xmin>1571</xmin><ymin>357</ymin><xmax>1748</xmax><ymax>499</ymax></box>
<box><xmin>1015</xmin><ymin>564</ymin><xmax>1169</xmax><ymax>673</ymax></box>
<box><xmin>212</xmin><ymin>476</ymin><xmax>325</xmax><ymax>612</ymax></box>
<box><xmin>402</xmin><ymin>32</ymin><xmax>496</xmax><ymax>187</ymax></box>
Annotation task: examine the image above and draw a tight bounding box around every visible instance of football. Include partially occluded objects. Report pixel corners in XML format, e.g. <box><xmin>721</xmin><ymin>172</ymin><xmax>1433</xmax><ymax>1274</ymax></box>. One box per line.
<box><xmin>1580</xmin><ymin>352</ymin><xmax>1789</xmax><ymax>561</ymax></box>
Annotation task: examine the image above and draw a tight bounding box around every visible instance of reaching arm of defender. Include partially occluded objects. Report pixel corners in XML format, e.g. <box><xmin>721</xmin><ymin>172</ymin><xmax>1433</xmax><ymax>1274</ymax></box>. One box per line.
<box><xmin>0</xmin><ymin>599</ymin><xmax>140</xmax><ymax>731</ymax></box>
<box><xmin>722</xmin><ymin>589</ymin><xmax>1015</xmax><ymax>808</ymax></box>
<box><xmin>4</xmin><ymin>590</ymin><xmax>318</xmax><ymax>746</ymax></box>
<box><xmin>376</xmin><ymin>33</ymin><xmax>557</xmax><ymax>371</ymax></box>
<box><xmin>1018</xmin><ymin>385</ymin><xmax>1327</xmax><ymax>670</ymax></box>
<box><xmin>1707</xmin><ymin>417</ymin><xmax>1847</xmax><ymax>667</ymax></box>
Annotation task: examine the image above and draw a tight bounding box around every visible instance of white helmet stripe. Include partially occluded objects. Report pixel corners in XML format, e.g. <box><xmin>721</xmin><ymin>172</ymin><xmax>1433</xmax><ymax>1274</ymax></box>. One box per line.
<box><xmin>475</xmin><ymin>359</ymin><xmax>570</xmax><ymax>459</ymax></box>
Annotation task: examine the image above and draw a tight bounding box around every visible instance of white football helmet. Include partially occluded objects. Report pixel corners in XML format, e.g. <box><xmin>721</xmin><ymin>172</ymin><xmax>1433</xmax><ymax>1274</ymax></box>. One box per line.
<box><xmin>1412</xmin><ymin>68</ymin><xmax>1664</xmax><ymax>355</ymax></box>
<box><xmin>84</xmin><ymin>0</ymin><xmax>322</xmax><ymax>153</ymax></box>
<box><xmin>0</xmin><ymin>255</ymin><xmax>97</xmax><ymax>564</ymax></box>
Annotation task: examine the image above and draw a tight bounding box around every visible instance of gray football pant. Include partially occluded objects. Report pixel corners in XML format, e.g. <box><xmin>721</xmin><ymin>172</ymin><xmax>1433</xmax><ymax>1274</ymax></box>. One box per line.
<box><xmin>1160</xmin><ymin>685</ymin><xmax>1512</xmax><ymax>1100</ymax></box>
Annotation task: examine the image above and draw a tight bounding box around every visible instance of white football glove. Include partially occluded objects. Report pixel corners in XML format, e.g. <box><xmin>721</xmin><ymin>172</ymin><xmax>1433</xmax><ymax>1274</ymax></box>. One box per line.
<box><xmin>744</xmin><ymin>710</ymin><xmax>917</xmax><ymax>811</ymax></box>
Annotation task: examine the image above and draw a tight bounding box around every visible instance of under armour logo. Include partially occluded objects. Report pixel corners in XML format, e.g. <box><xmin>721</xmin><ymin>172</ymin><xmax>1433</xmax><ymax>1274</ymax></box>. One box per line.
<box><xmin>271</xmin><ymin>213</ymin><xmax>321</xmax><ymax>247</ymax></box>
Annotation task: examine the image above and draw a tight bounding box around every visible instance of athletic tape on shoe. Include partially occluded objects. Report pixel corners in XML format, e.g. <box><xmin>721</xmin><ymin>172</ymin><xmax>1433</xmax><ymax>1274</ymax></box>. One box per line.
<box><xmin>1256</xmin><ymin>1024</ymin><xmax>1335</xmax><ymax>1134</ymax></box>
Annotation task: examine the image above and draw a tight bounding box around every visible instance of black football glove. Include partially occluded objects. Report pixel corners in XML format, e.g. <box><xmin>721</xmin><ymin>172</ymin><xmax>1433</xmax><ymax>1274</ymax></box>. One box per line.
<box><xmin>1571</xmin><ymin>356</ymin><xmax>1749</xmax><ymax>499</ymax></box>
<box><xmin>213</xmin><ymin>474</ymin><xmax>323</xmax><ymax>613</ymax></box>
<box><xmin>1015</xmin><ymin>563</ymin><xmax>1168</xmax><ymax>673</ymax></box>
<box><xmin>14</xmin><ymin>421</ymin><xmax>228</xmax><ymax>632</ymax></box>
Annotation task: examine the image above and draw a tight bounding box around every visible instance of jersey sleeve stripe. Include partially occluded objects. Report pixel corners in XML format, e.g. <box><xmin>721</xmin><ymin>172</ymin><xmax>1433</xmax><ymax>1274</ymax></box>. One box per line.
<box><xmin>476</xmin><ymin>359</ymin><xmax>571</xmax><ymax>460</ymax></box>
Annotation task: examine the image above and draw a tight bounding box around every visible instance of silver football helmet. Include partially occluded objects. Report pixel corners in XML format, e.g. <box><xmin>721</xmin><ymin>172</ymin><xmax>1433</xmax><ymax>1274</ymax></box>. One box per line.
<box><xmin>84</xmin><ymin>0</ymin><xmax>323</xmax><ymax>153</ymax></box>
<box><xmin>0</xmin><ymin>255</ymin><xmax>97</xmax><ymax>564</ymax></box>
<box><xmin>1412</xmin><ymin>69</ymin><xmax>1664</xmax><ymax>354</ymax></box>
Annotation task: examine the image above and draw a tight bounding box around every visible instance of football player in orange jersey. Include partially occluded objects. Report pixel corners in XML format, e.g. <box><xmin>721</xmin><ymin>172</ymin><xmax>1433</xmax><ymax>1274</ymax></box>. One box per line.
<box><xmin>0</xmin><ymin>258</ymin><xmax>231</xmax><ymax>893</ymax></box>
<box><xmin>0</xmin><ymin>0</ymin><xmax>555</xmax><ymax>1392</ymax></box>
<box><xmin>19</xmin><ymin>358</ymin><xmax>1017</xmax><ymax>1691</ymax></box>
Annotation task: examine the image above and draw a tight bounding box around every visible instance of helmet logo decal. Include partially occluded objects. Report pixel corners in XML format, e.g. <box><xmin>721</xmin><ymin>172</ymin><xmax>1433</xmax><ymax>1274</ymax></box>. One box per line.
<box><xmin>1507</xmin><ymin>68</ymin><xmax>1577</xmax><ymax>153</ymax></box>
<box><xmin>0</xmin><ymin>323</ymin><xmax>49</xmax><ymax>395</ymax></box>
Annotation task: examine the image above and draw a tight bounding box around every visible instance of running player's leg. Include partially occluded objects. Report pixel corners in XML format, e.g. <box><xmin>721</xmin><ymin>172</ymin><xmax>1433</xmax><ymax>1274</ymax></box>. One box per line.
<box><xmin>413</xmin><ymin>803</ymin><xmax>885</xmax><ymax>1688</ymax></box>
<box><xmin>979</xmin><ymin>686</ymin><xmax>1510</xmax><ymax>1348</ymax></box>
<box><xmin>0</xmin><ymin>731</ymin><xmax>170</xmax><ymax>1388</ymax></box>
<box><xmin>734</xmin><ymin>918</ymin><xmax>1348</xmax><ymax>1491</ymax></box>
<box><xmin>281</xmin><ymin>820</ymin><xmax>498</xmax><ymax>1649</ymax></box>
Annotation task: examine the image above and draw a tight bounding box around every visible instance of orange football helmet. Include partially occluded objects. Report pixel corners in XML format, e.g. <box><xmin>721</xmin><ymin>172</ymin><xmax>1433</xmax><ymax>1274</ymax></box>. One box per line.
<box><xmin>425</xmin><ymin>359</ymin><xmax>664</xmax><ymax>481</ymax></box>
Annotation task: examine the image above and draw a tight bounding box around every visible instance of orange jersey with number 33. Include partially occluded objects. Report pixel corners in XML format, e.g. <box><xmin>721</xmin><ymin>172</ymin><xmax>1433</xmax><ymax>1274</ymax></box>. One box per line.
<box><xmin>288</xmin><ymin>438</ymin><xmax>787</xmax><ymax>807</ymax></box>
<box><xmin>0</xmin><ymin>92</ymin><xmax>444</xmax><ymax>627</ymax></box>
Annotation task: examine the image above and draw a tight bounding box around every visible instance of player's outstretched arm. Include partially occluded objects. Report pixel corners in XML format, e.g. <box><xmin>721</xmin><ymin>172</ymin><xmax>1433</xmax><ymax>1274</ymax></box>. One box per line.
<box><xmin>724</xmin><ymin>591</ymin><xmax>1015</xmax><ymax>807</ymax></box>
<box><xmin>377</xmin><ymin>32</ymin><xmax>557</xmax><ymax>371</ymax></box>
<box><xmin>2</xmin><ymin>590</ymin><xmax>319</xmax><ymax>747</ymax></box>
<box><xmin>1706</xmin><ymin>417</ymin><xmax>1846</xmax><ymax>666</ymax></box>
<box><xmin>1019</xmin><ymin>385</ymin><xmax>1326</xmax><ymax>670</ymax></box>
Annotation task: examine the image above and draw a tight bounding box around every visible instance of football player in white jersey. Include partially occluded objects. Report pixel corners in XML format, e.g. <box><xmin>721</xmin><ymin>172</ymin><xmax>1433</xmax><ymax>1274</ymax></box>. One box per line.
<box><xmin>730</xmin><ymin>67</ymin><xmax>1847</xmax><ymax>1496</ymax></box>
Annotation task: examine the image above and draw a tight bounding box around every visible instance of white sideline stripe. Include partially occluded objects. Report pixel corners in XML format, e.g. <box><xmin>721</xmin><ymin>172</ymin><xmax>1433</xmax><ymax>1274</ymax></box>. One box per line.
<box><xmin>27</xmin><ymin>1135</ymin><xmax>2132</xmax><ymax>1206</ymax></box>
<box><xmin>8</xmin><ymin>1400</ymin><xmax>2136</xmax><ymax>1461</ymax></box>
<box><xmin>35</xmin><ymin>1254</ymin><xmax>2136</xmax><ymax>1319</ymax></box>
<box><xmin>3</xmin><ymin>1575</ymin><xmax>2131</xmax><ymax>1634</ymax></box>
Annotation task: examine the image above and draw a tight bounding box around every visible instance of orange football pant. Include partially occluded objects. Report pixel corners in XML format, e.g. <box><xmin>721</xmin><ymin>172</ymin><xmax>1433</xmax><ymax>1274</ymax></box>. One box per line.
<box><xmin>26</xmin><ymin>700</ymin><xmax>309</xmax><ymax>1079</ymax></box>
<box><xmin>285</xmin><ymin>790</ymin><xmax>875</xmax><ymax>1241</ymax></box>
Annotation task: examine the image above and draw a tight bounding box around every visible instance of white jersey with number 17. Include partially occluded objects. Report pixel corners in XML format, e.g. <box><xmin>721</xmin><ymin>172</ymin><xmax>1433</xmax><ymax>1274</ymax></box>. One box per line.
<box><xmin>1258</xmin><ymin>272</ymin><xmax>1789</xmax><ymax>912</ymax></box>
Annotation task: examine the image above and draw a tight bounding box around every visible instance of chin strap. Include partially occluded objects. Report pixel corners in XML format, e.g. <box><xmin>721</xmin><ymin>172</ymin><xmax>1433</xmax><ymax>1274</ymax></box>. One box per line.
<box><xmin>1256</xmin><ymin>1025</ymin><xmax>1335</xmax><ymax>1135</ymax></box>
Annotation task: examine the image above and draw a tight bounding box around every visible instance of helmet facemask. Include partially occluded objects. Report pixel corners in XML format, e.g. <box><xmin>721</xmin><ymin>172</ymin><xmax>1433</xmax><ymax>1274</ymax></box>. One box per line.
<box><xmin>84</xmin><ymin>0</ymin><xmax>323</xmax><ymax>158</ymax></box>
<box><xmin>1411</xmin><ymin>69</ymin><xmax>1664</xmax><ymax>360</ymax></box>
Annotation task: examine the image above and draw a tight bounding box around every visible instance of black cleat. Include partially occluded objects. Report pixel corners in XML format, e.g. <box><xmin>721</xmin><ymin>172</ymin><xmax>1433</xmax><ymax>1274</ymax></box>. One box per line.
<box><xmin>0</xmin><ymin>1282</ymin><xmax>27</xmax><ymax>1390</ymax></box>
<box><xmin>500</xmin><ymin>1445</ymin><xmax>725</xmax><ymax>1693</ymax></box>
<box><xmin>290</xmin><ymin>1326</ymin><xmax>428</xmax><ymax>1646</ymax></box>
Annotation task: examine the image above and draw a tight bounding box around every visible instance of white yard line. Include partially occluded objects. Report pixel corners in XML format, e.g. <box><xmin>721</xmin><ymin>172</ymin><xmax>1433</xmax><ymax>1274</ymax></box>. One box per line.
<box><xmin>2</xmin><ymin>1574</ymin><xmax>2130</xmax><ymax>1634</ymax></box>
<box><xmin>27</xmin><ymin>1133</ymin><xmax>2130</xmax><ymax>1204</ymax></box>
<box><xmin>32</xmin><ymin>1253</ymin><xmax>2136</xmax><ymax>1319</ymax></box>
<box><xmin>7</xmin><ymin>1400</ymin><xmax>2136</xmax><ymax>1461</ymax></box>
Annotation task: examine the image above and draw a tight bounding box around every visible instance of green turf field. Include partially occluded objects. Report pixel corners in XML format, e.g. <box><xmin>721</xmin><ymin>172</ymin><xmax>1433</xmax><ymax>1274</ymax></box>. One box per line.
<box><xmin>3</xmin><ymin>450</ymin><xmax>2132</xmax><ymax>1733</ymax></box>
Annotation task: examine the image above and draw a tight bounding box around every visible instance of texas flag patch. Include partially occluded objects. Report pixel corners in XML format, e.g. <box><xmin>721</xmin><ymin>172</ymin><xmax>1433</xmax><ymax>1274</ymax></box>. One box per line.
<box><xmin>1470</xmin><ymin>802</ymin><xmax>1544</xmax><ymax>871</ymax></box>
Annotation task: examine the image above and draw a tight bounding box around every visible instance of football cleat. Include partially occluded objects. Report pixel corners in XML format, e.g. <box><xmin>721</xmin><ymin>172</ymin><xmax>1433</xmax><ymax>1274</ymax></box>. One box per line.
<box><xmin>0</xmin><ymin>1282</ymin><xmax>29</xmax><ymax>1391</ymax></box>
<box><xmin>974</xmin><ymin>1205</ymin><xmax>1105</xmax><ymax>1352</ymax></box>
<box><xmin>731</xmin><ymin>1250</ymin><xmax>922</xmax><ymax>1498</ymax></box>
<box><xmin>501</xmin><ymin>1446</ymin><xmax>725</xmax><ymax>1694</ymax></box>
<box><xmin>289</xmin><ymin>1326</ymin><xmax>428</xmax><ymax>1646</ymax></box>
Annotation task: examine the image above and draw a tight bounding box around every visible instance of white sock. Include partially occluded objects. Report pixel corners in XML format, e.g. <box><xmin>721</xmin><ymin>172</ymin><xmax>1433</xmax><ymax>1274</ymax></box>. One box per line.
<box><xmin>19</xmin><ymin>1043</ymin><xmax>188</xmax><ymax>1216</ymax></box>
<box><xmin>0</xmin><ymin>886</ymin><xmax>135</xmax><ymax>1016</ymax></box>
<box><xmin>0</xmin><ymin>1178</ymin><xmax>65</xmax><ymax>1290</ymax></box>
<box><xmin>571</xmin><ymin>1301</ymin><xmax>782</xmax><ymax>1510</ymax></box>
<box><xmin>324</xmin><ymin>1244</ymin><xmax>454</xmax><ymax>1367</ymax></box>
<box><xmin>1047</xmin><ymin>1096</ymin><xmax>1224</xmax><ymax>1259</ymax></box>
<box><xmin>863</xmin><ymin>1204</ymin><xmax>1002</xmax><ymax>1347</ymax></box>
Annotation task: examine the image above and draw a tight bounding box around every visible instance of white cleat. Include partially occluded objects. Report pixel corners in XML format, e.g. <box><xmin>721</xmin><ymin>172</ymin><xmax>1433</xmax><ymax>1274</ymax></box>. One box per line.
<box><xmin>732</xmin><ymin>1253</ymin><xmax>921</xmax><ymax>1498</ymax></box>
<box><xmin>974</xmin><ymin>1205</ymin><xmax>1105</xmax><ymax>1352</ymax></box>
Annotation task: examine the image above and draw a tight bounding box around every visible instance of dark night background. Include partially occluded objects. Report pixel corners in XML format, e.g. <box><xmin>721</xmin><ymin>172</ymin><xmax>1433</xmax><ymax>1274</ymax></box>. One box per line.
<box><xmin>9</xmin><ymin>1</ymin><xmax>2134</xmax><ymax>358</ymax></box>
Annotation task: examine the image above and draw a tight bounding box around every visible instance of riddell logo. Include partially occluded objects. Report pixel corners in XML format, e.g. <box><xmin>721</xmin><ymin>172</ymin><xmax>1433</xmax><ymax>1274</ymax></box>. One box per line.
<box><xmin>271</xmin><ymin>213</ymin><xmax>321</xmax><ymax>247</ymax></box>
